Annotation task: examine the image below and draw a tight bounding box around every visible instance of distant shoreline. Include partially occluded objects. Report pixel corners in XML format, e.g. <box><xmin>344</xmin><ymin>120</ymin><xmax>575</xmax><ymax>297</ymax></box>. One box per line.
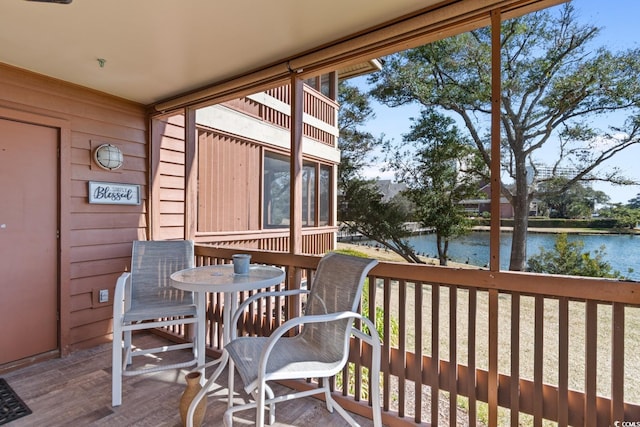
<box><xmin>471</xmin><ymin>225</ymin><xmax>640</xmax><ymax>234</ymax></box>
<box><xmin>338</xmin><ymin>225</ymin><xmax>640</xmax><ymax>244</ymax></box>
<box><xmin>336</xmin><ymin>242</ymin><xmax>474</xmax><ymax>268</ymax></box>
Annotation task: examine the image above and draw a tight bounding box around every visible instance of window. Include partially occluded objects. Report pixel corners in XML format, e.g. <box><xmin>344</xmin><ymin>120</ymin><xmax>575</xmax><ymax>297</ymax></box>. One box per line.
<box><xmin>263</xmin><ymin>151</ymin><xmax>332</xmax><ymax>228</ymax></box>
<box><xmin>302</xmin><ymin>163</ymin><xmax>316</xmax><ymax>226</ymax></box>
<box><xmin>303</xmin><ymin>72</ymin><xmax>336</xmax><ymax>100</ymax></box>
<box><xmin>319</xmin><ymin>165</ymin><xmax>331</xmax><ymax>226</ymax></box>
<box><xmin>264</xmin><ymin>152</ymin><xmax>290</xmax><ymax>228</ymax></box>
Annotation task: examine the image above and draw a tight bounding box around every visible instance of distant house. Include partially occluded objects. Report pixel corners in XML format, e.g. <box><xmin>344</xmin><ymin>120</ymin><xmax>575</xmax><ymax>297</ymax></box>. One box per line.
<box><xmin>459</xmin><ymin>184</ymin><xmax>541</xmax><ymax>218</ymax></box>
<box><xmin>375</xmin><ymin>179</ymin><xmax>407</xmax><ymax>202</ymax></box>
<box><xmin>372</xmin><ymin>180</ymin><xmax>545</xmax><ymax>218</ymax></box>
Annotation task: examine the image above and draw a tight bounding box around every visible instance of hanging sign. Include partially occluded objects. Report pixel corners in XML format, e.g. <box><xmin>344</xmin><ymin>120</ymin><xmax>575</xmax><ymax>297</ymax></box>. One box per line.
<box><xmin>88</xmin><ymin>181</ymin><xmax>141</xmax><ymax>205</ymax></box>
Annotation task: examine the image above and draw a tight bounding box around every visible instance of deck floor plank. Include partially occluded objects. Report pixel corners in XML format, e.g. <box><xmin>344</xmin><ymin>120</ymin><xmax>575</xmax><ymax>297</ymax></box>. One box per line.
<box><xmin>2</xmin><ymin>333</ymin><xmax>374</xmax><ymax>426</ymax></box>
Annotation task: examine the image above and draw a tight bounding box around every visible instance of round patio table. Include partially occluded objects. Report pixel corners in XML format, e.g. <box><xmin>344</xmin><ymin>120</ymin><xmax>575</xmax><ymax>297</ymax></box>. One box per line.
<box><xmin>170</xmin><ymin>263</ymin><xmax>285</xmax><ymax>427</ymax></box>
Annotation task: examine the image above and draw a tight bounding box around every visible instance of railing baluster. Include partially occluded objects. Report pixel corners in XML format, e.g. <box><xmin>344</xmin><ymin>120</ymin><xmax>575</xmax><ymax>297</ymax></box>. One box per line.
<box><xmin>468</xmin><ymin>287</ymin><xmax>478</xmax><ymax>427</ymax></box>
<box><xmin>414</xmin><ymin>281</ymin><xmax>423</xmax><ymax>423</ymax></box>
<box><xmin>558</xmin><ymin>297</ymin><xmax>569</xmax><ymax>427</ymax></box>
<box><xmin>510</xmin><ymin>292</ymin><xmax>520</xmax><ymax>427</ymax></box>
<box><xmin>488</xmin><ymin>289</ymin><xmax>499</xmax><ymax>427</ymax></box>
<box><xmin>611</xmin><ymin>302</ymin><xmax>625</xmax><ymax>423</ymax></box>
<box><xmin>449</xmin><ymin>285</ymin><xmax>458</xmax><ymax>427</ymax></box>
<box><xmin>368</xmin><ymin>275</ymin><xmax>378</xmax><ymax>409</ymax></box>
<box><xmin>431</xmin><ymin>283</ymin><xmax>440</xmax><ymax>426</ymax></box>
<box><xmin>382</xmin><ymin>277</ymin><xmax>391</xmax><ymax>413</ymax></box>
<box><xmin>585</xmin><ymin>300</ymin><xmax>597</xmax><ymax>427</ymax></box>
<box><xmin>398</xmin><ymin>279</ymin><xmax>407</xmax><ymax>418</ymax></box>
<box><xmin>533</xmin><ymin>295</ymin><xmax>544</xmax><ymax>427</ymax></box>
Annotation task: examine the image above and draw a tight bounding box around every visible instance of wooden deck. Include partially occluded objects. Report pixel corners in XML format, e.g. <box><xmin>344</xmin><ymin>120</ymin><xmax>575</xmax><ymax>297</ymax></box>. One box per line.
<box><xmin>2</xmin><ymin>333</ymin><xmax>374</xmax><ymax>426</ymax></box>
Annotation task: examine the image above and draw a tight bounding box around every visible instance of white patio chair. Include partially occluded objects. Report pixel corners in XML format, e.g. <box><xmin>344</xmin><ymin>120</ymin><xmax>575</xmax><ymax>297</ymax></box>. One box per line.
<box><xmin>112</xmin><ymin>239</ymin><xmax>202</xmax><ymax>407</ymax></box>
<box><xmin>186</xmin><ymin>252</ymin><xmax>382</xmax><ymax>427</ymax></box>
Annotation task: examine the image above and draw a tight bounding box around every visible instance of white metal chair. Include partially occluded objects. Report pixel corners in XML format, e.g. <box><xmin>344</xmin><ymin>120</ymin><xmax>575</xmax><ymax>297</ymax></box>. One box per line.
<box><xmin>112</xmin><ymin>239</ymin><xmax>202</xmax><ymax>407</ymax></box>
<box><xmin>187</xmin><ymin>252</ymin><xmax>381</xmax><ymax>427</ymax></box>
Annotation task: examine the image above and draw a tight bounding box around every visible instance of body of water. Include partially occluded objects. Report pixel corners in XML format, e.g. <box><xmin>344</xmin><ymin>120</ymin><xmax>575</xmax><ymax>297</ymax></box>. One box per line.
<box><xmin>370</xmin><ymin>231</ymin><xmax>640</xmax><ymax>281</ymax></box>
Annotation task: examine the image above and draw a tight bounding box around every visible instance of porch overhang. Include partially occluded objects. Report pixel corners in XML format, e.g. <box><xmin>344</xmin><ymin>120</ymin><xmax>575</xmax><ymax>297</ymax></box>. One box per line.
<box><xmin>1</xmin><ymin>0</ymin><xmax>565</xmax><ymax>110</ymax></box>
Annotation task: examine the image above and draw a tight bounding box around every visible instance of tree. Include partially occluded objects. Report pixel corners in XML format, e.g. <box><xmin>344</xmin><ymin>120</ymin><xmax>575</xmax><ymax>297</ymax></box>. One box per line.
<box><xmin>527</xmin><ymin>234</ymin><xmax>627</xmax><ymax>279</ymax></box>
<box><xmin>370</xmin><ymin>4</ymin><xmax>640</xmax><ymax>270</ymax></box>
<box><xmin>597</xmin><ymin>204</ymin><xmax>640</xmax><ymax>229</ymax></box>
<box><xmin>340</xmin><ymin>179</ymin><xmax>423</xmax><ymax>263</ymax></box>
<box><xmin>337</xmin><ymin>81</ymin><xmax>381</xmax><ymax>187</ymax></box>
<box><xmin>337</xmin><ymin>81</ymin><xmax>422</xmax><ymax>263</ymax></box>
<box><xmin>537</xmin><ymin>177</ymin><xmax>609</xmax><ymax>218</ymax></box>
<box><xmin>627</xmin><ymin>194</ymin><xmax>640</xmax><ymax>209</ymax></box>
<box><xmin>387</xmin><ymin>109</ymin><xmax>484</xmax><ymax>265</ymax></box>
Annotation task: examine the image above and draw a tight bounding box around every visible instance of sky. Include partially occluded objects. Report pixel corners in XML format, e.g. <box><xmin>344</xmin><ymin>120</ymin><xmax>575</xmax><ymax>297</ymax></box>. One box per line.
<box><xmin>351</xmin><ymin>0</ymin><xmax>640</xmax><ymax>205</ymax></box>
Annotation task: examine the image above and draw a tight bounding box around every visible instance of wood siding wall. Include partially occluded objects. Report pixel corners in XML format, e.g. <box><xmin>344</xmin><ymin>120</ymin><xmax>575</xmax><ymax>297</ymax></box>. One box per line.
<box><xmin>0</xmin><ymin>64</ymin><xmax>147</xmax><ymax>354</ymax></box>
<box><xmin>197</xmin><ymin>130</ymin><xmax>261</xmax><ymax>232</ymax></box>
<box><xmin>152</xmin><ymin>113</ymin><xmax>187</xmax><ymax>240</ymax></box>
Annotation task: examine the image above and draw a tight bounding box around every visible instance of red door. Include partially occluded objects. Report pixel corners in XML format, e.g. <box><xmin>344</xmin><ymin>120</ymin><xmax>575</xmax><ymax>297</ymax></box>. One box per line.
<box><xmin>0</xmin><ymin>118</ymin><xmax>58</xmax><ymax>365</ymax></box>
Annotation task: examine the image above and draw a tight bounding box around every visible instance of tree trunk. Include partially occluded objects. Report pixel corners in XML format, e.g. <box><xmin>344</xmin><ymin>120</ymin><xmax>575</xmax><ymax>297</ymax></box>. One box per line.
<box><xmin>509</xmin><ymin>183</ymin><xmax>530</xmax><ymax>271</ymax></box>
<box><xmin>436</xmin><ymin>234</ymin><xmax>448</xmax><ymax>266</ymax></box>
<box><xmin>394</xmin><ymin>238</ymin><xmax>424</xmax><ymax>264</ymax></box>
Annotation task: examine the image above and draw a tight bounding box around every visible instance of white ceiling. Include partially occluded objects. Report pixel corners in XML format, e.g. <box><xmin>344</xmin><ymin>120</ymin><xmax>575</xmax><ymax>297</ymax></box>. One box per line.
<box><xmin>0</xmin><ymin>0</ymin><xmax>439</xmax><ymax>106</ymax></box>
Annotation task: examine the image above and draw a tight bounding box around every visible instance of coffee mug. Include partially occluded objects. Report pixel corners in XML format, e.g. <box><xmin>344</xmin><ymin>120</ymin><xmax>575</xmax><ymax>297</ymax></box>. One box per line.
<box><xmin>232</xmin><ymin>254</ymin><xmax>251</xmax><ymax>275</ymax></box>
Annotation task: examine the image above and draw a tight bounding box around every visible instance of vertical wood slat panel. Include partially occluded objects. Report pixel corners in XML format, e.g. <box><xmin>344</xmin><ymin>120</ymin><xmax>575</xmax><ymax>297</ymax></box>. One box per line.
<box><xmin>533</xmin><ymin>295</ymin><xmax>544</xmax><ymax>427</ymax></box>
<box><xmin>510</xmin><ymin>292</ymin><xmax>520</xmax><ymax>427</ymax></box>
<box><xmin>185</xmin><ymin>109</ymin><xmax>197</xmax><ymax>240</ymax></box>
<box><xmin>198</xmin><ymin>131</ymin><xmax>212</xmax><ymax>231</ymax></box>
<box><xmin>611</xmin><ymin>302</ymin><xmax>625</xmax><ymax>423</ymax></box>
<box><xmin>585</xmin><ymin>300</ymin><xmax>598</xmax><ymax>427</ymax></box>
<box><xmin>196</xmin><ymin>130</ymin><xmax>260</xmax><ymax>233</ymax></box>
<box><xmin>449</xmin><ymin>285</ymin><xmax>458</xmax><ymax>427</ymax></box>
<box><xmin>558</xmin><ymin>297</ymin><xmax>569</xmax><ymax>427</ymax></box>
<box><xmin>488</xmin><ymin>289</ymin><xmax>499</xmax><ymax>427</ymax></box>
<box><xmin>468</xmin><ymin>288</ymin><xmax>478</xmax><ymax>427</ymax></box>
<box><xmin>431</xmin><ymin>283</ymin><xmax>440</xmax><ymax>426</ymax></box>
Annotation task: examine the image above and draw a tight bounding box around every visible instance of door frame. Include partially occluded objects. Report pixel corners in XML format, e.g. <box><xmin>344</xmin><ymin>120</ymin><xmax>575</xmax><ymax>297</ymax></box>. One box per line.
<box><xmin>0</xmin><ymin>105</ymin><xmax>71</xmax><ymax>357</ymax></box>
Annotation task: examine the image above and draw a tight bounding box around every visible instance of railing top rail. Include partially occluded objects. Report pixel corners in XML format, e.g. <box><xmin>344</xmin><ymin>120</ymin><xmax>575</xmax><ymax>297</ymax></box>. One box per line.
<box><xmin>372</xmin><ymin>261</ymin><xmax>640</xmax><ymax>306</ymax></box>
<box><xmin>195</xmin><ymin>244</ymin><xmax>640</xmax><ymax>306</ymax></box>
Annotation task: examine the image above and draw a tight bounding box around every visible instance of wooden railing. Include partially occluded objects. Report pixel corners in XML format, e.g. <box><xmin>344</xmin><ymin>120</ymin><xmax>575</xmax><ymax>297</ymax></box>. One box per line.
<box><xmin>189</xmin><ymin>244</ymin><xmax>640</xmax><ymax>427</ymax></box>
<box><xmin>262</xmin><ymin>85</ymin><xmax>338</xmax><ymax>147</ymax></box>
<box><xmin>194</xmin><ymin>228</ymin><xmax>335</xmax><ymax>255</ymax></box>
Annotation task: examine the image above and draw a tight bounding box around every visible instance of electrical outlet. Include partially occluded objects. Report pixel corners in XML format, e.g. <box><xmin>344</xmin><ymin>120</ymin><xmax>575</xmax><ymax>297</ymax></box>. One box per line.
<box><xmin>99</xmin><ymin>289</ymin><xmax>109</xmax><ymax>303</ymax></box>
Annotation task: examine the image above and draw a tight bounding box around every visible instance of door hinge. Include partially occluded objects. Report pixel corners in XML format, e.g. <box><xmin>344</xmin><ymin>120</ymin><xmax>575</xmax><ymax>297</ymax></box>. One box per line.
<box><xmin>57</xmin><ymin>229</ymin><xmax>60</xmax><ymax>239</ymax></box>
